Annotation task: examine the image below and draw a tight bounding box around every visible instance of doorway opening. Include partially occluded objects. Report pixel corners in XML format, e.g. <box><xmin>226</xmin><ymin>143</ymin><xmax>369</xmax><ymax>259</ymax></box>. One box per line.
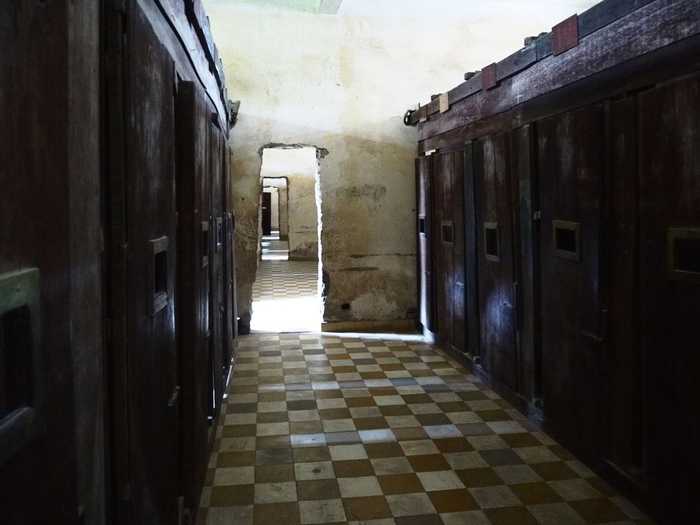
<box><xmin>261</xmin><ymin>178</ymin><xmax>289</xmax><ymax>261</ymax></box>
<box><xmin>251</xmin><ymin>146</ymin><xmax>324</xmax><ymax>333</ymax></box>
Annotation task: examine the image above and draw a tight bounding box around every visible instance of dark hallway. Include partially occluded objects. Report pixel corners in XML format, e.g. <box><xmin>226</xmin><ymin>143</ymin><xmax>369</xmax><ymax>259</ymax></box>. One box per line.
<box><xmin>1</xmin><ymin>1</ymin><xmax>699</xmax><ymax>525</ymax></box>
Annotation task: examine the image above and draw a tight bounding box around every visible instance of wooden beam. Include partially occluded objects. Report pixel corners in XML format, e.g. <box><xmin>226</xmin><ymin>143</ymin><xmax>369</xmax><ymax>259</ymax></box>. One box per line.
<box><xmin>406</xmin><ymin>0</ymin><xmax>677</xmax><ymax>127</ymax></box>
<box><xmin>416</xmin><ymin>0</ymin><xmax>700</xmax><ymax>140</ymax></box>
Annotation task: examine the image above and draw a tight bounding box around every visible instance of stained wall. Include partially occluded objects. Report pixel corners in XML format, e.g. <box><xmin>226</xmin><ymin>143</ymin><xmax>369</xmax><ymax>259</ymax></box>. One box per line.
<box><xmin>204</xmin><ymin>0</ymin><xmax>599</xmax><ymax>326</ymax></box>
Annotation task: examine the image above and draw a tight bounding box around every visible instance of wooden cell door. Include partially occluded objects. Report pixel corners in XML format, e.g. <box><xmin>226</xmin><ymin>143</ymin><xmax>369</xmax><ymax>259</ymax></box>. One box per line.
<box><xmin>511</xmin><ymin>125</ymin><xmax>541</xmax><ymax>406</ymax></box>
<box><xmin>175</xmin><ymin>81</ymin><xmax>213</xmax><ymax>519</ymax></box>
<box><xmin>416</xmin><ymin>156</ymin><xmax>435</xmax><ymax>333</ymax></box>
<box><xmin>107</xmin><ymin>4</ymin><xmax>182</xmax><ymax>522</ymax></box>
<box><xmin>209</xmin><ymin>121</ymin><xmax>226</xmax><ymax>423</ymax></box>
<box><xmin>434</xmin><ymin>152</ymin><xmax>454</xmax><ymax>341</ymax></box>
<box><xmin>474</xmin><ymin>134</ymin><xmax>519</xmax><ymax>392</ymax></box>
<box><xmin>0</xmin><ymin>4</ymin><xmax>79</xmax><ymax>521</ymax></box>
<box><xmin>538</xmin><ymin>105</ymin><xmax>605</xmax><ymax>459</ymax></box>
<box><xmin>432</xmin><ymin>150</ymin><xmax>467</xmax><ymax>353</ymax></box>
<box><xmin>637</xmin><ymin>75</ymin><xmax>700</xmax><ymax>521</ymax></box>
<box><xmin>223</xmin><ymin>150</ymin><xmax>236</xmax><ymax>364</ymax></box>
<box><xmin>262</xmin><ymin>192</ymin><xmax>272</xmax><ymax>236</ymax></box>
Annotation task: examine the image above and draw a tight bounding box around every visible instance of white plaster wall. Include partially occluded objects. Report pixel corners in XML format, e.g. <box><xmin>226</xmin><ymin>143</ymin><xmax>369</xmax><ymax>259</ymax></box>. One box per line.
<box><xmin>204</xmin><ymin>0</ymin><xmax>599</xmax><ymax>324</ymax></box>
<box><xmin>270</xmin><ymin>187</ymin><xmax>280</xmax><ymax>230</ymax></box>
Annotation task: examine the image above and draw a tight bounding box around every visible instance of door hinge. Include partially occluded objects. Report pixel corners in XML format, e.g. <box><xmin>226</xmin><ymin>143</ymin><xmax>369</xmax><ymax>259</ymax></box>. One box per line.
<box><xmin>532</xmin><ymin>210</ymin><xmax>542</xmax><ymax>221</ymax></box>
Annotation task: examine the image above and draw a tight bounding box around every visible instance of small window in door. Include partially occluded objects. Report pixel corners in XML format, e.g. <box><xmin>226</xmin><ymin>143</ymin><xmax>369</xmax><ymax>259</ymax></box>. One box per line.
<box><xmin>484</xmin><ymin>222</ymin><xmax>500</xmax><ymax>262</ymax></box>
<box><xmin>442</xmin><ymin>221</ymin><xmax>454</xmax><ymax>244</ymax></box>
<box><xmin>150</xmin><ymin>236</ymin><xmax>169</xmax><ymax>315</ymax></box>
<box><xmin>0</xmin><ymin>268</ymin><xmax>44</xmax><ymax>467</ymax></box>
<box><xmin>553</xmin><ymin>220</ymin><xmax>581</xmax><ymax>261</ymax></box>
<box><xmin>201</xmin><ymin>221</ymin><xmax>210</xmax><ymax>268</ymax></box>
<box><xmin>0</xmin><ymin>306</ymin><xmax>34</xmax><ymax>421</ymax></box>
<box><xmin>668</xmin><ymin>227</ymin><xmax>700</xmax><ymax>282</ymax></box>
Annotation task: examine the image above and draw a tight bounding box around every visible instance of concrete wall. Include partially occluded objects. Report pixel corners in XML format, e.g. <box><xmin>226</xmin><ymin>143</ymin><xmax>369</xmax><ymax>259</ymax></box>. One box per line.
<box><xmin>205</xmin><ymin>0</ymin><xmax>599</xmax><ymax>326</ymax></box>
<box><xmin>262</xmin><ymin>147</ymin><xmax>319</xmax><ymax>260</ymax></box>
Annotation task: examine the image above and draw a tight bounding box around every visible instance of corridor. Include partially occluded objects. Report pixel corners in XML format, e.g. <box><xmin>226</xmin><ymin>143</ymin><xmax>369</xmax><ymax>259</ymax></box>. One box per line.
<box><xmin>198</xmin><ymin>333</ymin><xmax>651</xmax><ymax>525</ymax></box>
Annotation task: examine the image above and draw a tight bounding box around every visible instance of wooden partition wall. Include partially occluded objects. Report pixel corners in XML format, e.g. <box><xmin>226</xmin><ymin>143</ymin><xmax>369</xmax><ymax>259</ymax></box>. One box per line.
<box><xmin>0</xmin><ymin>1</ymin><xmax>237</xmax><ymax>524</ymax></box>
<box><xmin>409</xmin><ymin>1</ymin><xmax>700</xmax><ymax>522</ymax></box>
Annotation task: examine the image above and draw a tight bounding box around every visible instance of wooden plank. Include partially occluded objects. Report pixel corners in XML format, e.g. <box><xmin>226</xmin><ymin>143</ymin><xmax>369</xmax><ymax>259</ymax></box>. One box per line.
<box><xmin>578</xmin><ymin>0</ymin><xmax>657</xmax><ymax>37</ymax></box>
<box><xmin>140</xmin><ymin>0</ymin><xmax>229</xmax><ymax>130</ymax></box>
<box><xmin>408</xmin><ymin>0</ymin><xmax>662</xmax><ymax>126</ymax></box>
<box><xmin>606</xmin><ymin>94</ymin><xmax>645</xmax><ymax>484</ymax></box>
<box><xmin>497</xmin><ymin>44</ymin><xmax>537</xmax><ymax>82</ymax></box>
<box><xmin>452</xmin><ymin>151</ymin><xmax>466</xmax><ymax>354</ymax></box>
<box><xmin>552</xmin><ymin>15</ymin><xmax>579</xmax><ymax>55</ymax></box>
<box><xmin>463</xmin><ymin>143</ymin><xmax>481</xmax><ymax>359</ymax></box>
<box><xmin>638</xmin><ymin>74</ymin><xmax>700</xmax><ymax>522</ymax></box>
<box><xmin>511</xmin><ymin>124</ymin><xmax>540</xmax><ymax>405</ymax></box>
<box><xmin>420</xmin><ymin>30</ymin><xmax>700</xmax><ymax>152</ymax></box>
<box><xmin>417</xmin><ymin>0</ymin><xmax>700</xmax><ymax>140</ymax></box>
<box><xmin>482</xmin><ymin>63</ymin><xmax>498</xmax><ymax>90</ymax></box>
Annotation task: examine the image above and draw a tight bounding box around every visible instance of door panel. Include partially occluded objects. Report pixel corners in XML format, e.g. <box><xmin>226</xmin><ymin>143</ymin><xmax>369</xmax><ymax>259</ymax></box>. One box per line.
<box><xmin>638</xmin><ymin>76</ymin><xmax>700</xmax><ymax>521</ymax></box>
<box><xmin>209</xmin><ymin>123</ymin><xmax>225</xmax><ymax>422</ymax></box>
<box><xmin>123</xmin><ymin>5</ymin><xmax>180</xmax><ymax>522</ymax></box>
<box><xmin>511</xmin><ymin>125</ymin><xmax>540</xmax><ymax>404</ymax></box>
<box><xmin>452</xmin><ymin>151</ymin><xmax>466</xmax><ymax>354</ymax></box>
<box><xmin>607</xmin><ymin>95</ymin><xmax>645</xmax><ymax>482</ymax></box>
<box><xmin>463</xmin><ymin>143</ymin><xmax>481</xmax><ymax>358</ymax></box>
<box><xmin>175</xmin><ymin>81</ymin><xmax>213</xmax><ymax>517</ymax></box>
<box><xmin>434</xmin><ymin>152</ymin><xmax>455</xmax><ymax>346</ymax></box>
<box><xmin>0</xmin><ymin>3</ymin><xmax>79</xmax><ymax>521</ymax></box>
<box><xmin>538</xmin><ymin>105</ymin><xmax>604</xmax><ymax>458</ymax></box>
<box><xmin>475</xmin><ymin>135</ymin><xmax>518</xmax><ymax>392</ymax></box>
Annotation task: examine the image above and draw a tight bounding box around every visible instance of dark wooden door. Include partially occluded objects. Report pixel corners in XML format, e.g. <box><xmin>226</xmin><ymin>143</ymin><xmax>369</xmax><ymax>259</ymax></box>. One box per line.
<box><xmin>607</xmin><ymin>95</ymin><xmax>645</xmax><ymax>485</ymax></box>
<box><xmin>538</xmin><ymin>105</ymin><xmax>604</xmax><ymax>458</ymax></box>
<box><xmin>223</xmin><ymin>148</ymin><xmax>236</xmax><ymax>365</ymax></box>
<box><xmin>474</xmin><ymin>134</ymin><xmax>518</xmax><ymax>392</ymax></box>
<box><xmin>262</xmin><ymin>192</ymin><xmax>272</xmax><ymax>236</ymax></box>
<box><xmin>638</xmin><ymin>75</ymin><xmax>700</xmax><ymax>521</ymax></box>
<box><xmin>416</xmin><ymin>156</ymin><xmax>435</xmax><ymax>332</ymax></box>
<box><xmin>511</xmin><ymin>125</ymin><xmax>541</xmax><ymax>407</ymax></box>
<box><xmin>209</xmin><ymin>122</ymin><xmax>225</xmax><ymax>422</ymax></box>
<box><xmin>463</xmin><ymin>143</ymin><xmax>481</xmax><ymax>358</ymax></box>
<box><xmin>0</xmin><ymin>3</ymin><xmax>79</xmax><ymax>521</ymax></box>
<box><xmin>122</xmin><ymin>5</ymin><xmax>181</xmax><ymax>522</ymax></box>
<box><xmin>452</xmin><ymin>151</ymin><xmax>466</xmax><ymax>354</ymax></box>
<box><xmin>434</xmin><ymin>152</ymin><xmax>455</xmax><ymax>344</ymax></box>
<box><xmin>175</xmin><ymin>81</ymin><xmax>213</xmax><ymax>518</ymax></box>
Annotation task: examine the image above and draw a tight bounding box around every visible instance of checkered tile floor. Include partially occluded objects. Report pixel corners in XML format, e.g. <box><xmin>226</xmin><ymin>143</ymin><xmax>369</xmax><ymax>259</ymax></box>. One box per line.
<box><xmin>198</xmin><ymin>333</ymin><xmax>653</xmax><ymax>525</ymax></box>
<box><xmin>253</xmin><ymin>260</ymin><xmax>318</xmax><ymax>302</ymax></box>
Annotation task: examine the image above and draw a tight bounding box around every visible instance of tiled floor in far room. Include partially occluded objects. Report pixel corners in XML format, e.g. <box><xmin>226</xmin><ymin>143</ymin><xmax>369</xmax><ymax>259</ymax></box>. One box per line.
<box><xmin>198</xmin><ymin>333</ymin><xmax>653</xmax><ymax>525</ymax></box>
<box><xmin>251</xmin><ymin>232</ymin><xmax>321</xmax><ymax>333</ymax></box>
